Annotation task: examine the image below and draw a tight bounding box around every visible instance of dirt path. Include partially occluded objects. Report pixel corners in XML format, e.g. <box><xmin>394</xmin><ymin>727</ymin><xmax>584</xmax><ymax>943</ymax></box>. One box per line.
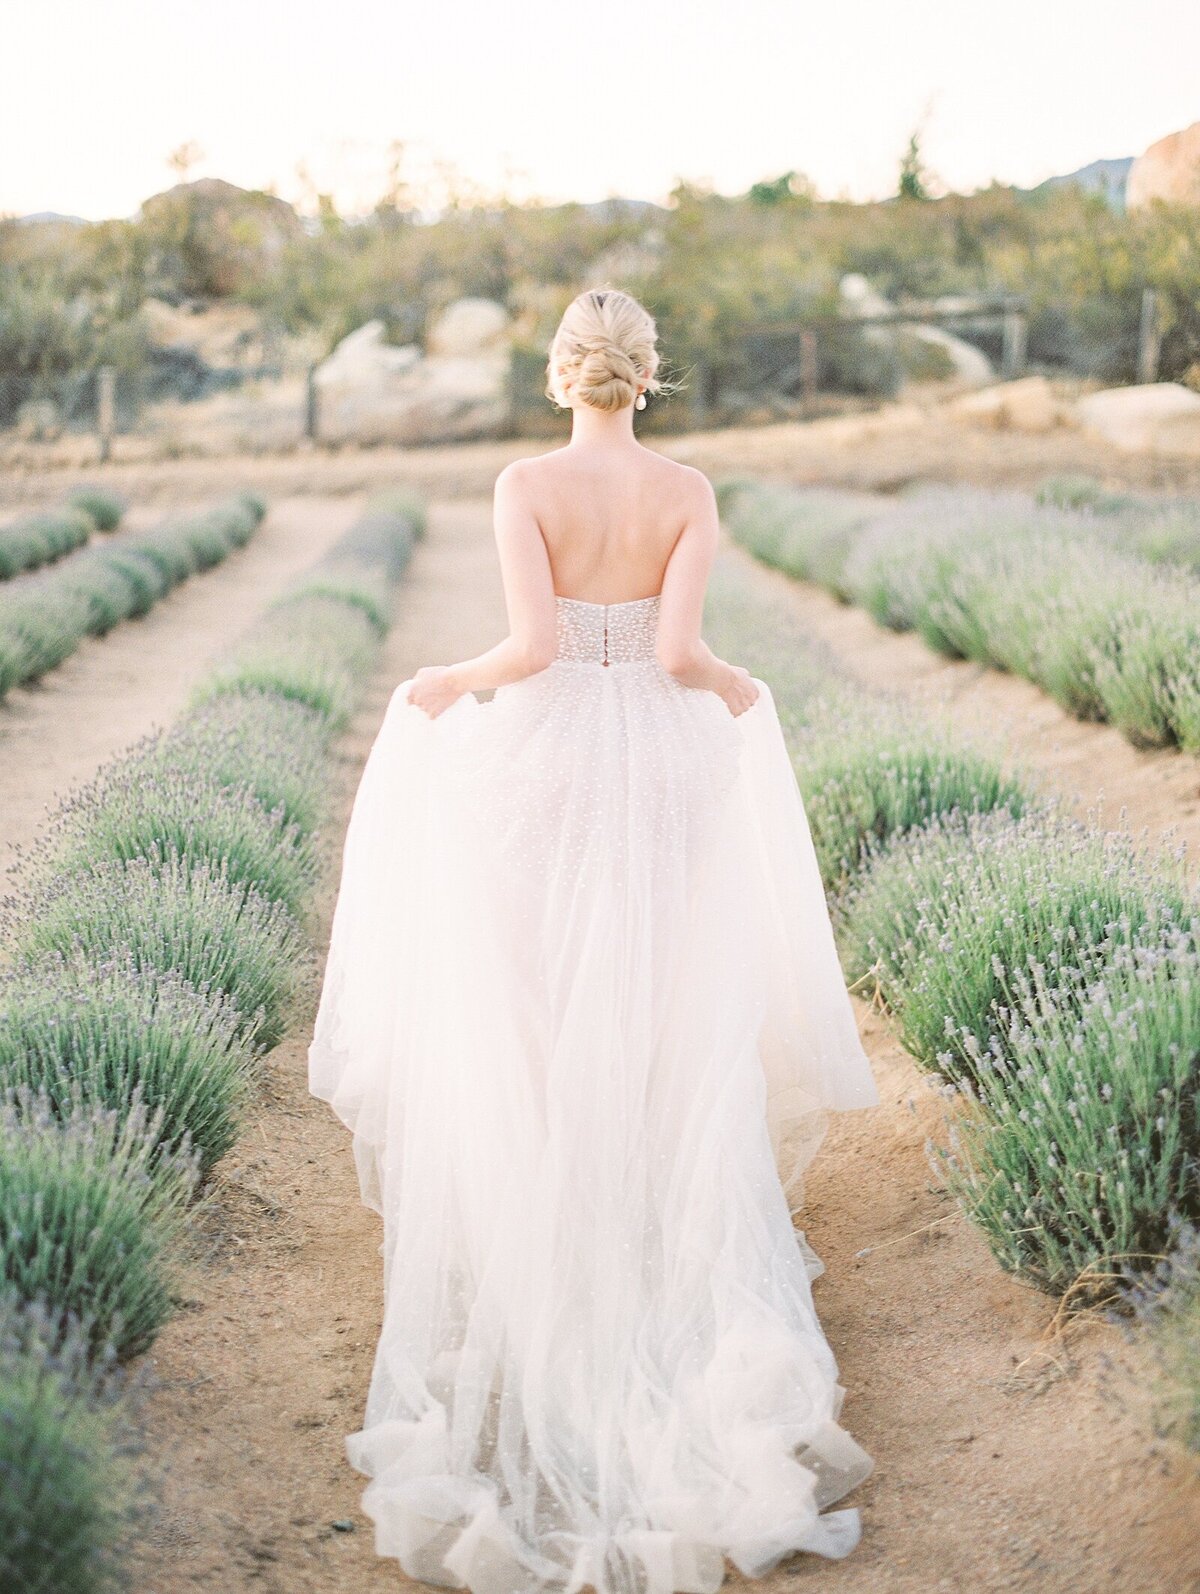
<box><xmin>127</xmin><ymin>497</ymin><xmax>1196</xmax><ymax>1594</ymax></box>
<box><xmin>0</xmin><ymin>495</ymin><xmax>364</xmax><ymax>879</ymax></box>
<box><xmin>128</xmin><ymin>500</ymin><xmax>509</xmax><ymax>1593</ymax></box>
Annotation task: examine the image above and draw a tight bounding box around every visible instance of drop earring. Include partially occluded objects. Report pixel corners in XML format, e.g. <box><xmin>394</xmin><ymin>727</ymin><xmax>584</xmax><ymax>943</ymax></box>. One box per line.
<box><xmin>635</xmin><ymin>392</ymin><xmax>647</xmax><ymax>410</ymax></box>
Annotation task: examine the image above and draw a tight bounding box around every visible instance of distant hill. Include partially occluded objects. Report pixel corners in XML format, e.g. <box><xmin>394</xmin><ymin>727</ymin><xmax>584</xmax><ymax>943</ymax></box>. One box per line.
<box><xmin>12</xmin><ymin>211</ymin><xmax>87</xmax><ymax>227</ymax></box>
<box><xmin>1030</xmin><ymin>156</ymin><xmax>1133</xmax><ymax>209</ymax></box>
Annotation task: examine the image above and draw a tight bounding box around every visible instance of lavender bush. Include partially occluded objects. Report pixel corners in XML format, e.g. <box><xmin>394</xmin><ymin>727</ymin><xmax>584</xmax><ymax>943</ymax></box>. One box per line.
<box><xmin>0</xmin><ymin>493</ymin><xmax>267</xmax><ymax>696</ymax></box>
<box><xmin>0</xmin><ymin>1296</ymin><xmax>137</xmax><ymax>1594</ymax></box>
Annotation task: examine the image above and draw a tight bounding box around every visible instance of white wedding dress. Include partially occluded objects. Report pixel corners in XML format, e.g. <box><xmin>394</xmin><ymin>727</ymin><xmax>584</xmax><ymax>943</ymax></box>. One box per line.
<box><xmin>308</xmin><ymin>591</ymin><xmax>880</xmax><ymax>1594</ymax></box>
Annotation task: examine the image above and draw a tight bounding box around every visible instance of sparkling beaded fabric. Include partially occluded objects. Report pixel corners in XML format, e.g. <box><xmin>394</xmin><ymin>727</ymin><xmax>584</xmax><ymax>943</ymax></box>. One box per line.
<box><xmin>554</xmin><ymin>593</ymin><xmax>661</xmax><ymax>664</ymax></box>
<box><xmin>308</xmin><ymin>594</ymin><xmax>879</xmax><ymax>1594</ymax></box>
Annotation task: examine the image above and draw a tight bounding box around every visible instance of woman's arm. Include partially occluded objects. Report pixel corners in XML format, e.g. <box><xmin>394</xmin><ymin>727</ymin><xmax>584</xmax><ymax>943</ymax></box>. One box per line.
<box><xmin>407</xmin><ymin>462</ymin><xmax>558</xmax><ymax>718</ymax></box>
<box><xmin>655</xmin><ymin>470</ymin><xmax>759</xmax><ymax>716</ymax></box>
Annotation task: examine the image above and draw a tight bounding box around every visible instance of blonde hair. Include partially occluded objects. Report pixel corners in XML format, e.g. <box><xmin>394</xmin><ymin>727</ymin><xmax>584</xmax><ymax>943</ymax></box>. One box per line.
<box><xmin>545</xmin><ymin>287</ymin><xmax>664</xmax><ymax>413</ymax></box>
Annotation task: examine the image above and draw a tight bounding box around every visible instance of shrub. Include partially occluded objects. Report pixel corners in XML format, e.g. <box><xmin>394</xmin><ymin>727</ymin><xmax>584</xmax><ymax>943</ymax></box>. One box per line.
<box><xmin>836</xmin><ymin>806</ymin><xmax>1193</xmax><ymax>1075</ymax></box>
<box><xmin>0</xmin><ymin>955</ymin><xmax>254</xmax><ymax>1174</ymax></box>
<box><xmin>156</xmin><ymin>692</ymin><xmax>332</xmax><ymax>835</ymax></box>
<box><xmin>196</xmin><ymin>500</ymin><xmax>419</xmax><ymax>727</ymax></box>
<box><xmin>48</xmin><ymin>760</ymin><xmax>319</xmax><ymax>916</ymax></box>
<box><xmin>0</xmin><ymin>494</ymin><xmax>267</xmax><ymax>697</ymax></box>
<box><xmin>0</xmin><ymin>1298</ymin><xmax>137</xmax><ymax>1594</ymax></box>
<box><xmin>717</xmin><ymin>478</ymin><xmax>874</xmax><ymax>600</ymax></box>
<box><xmin>725</xmin><ymin>479</ymin><xmax>1200</xmax><ymax>753</ymax></box>
<box><xmin>0</xmin><ymin>506</ymin><xmax>92</xmax><ymax>580</ymax></box>
<box><xmin>935</xmin><ymin>928</ymin><xmax>1200</xmax><ymax>1296</ymax></box>
<box><xmin>797</xmin><ymin>707</ymin><xmax>1029</xmax><ymax>891</ymax></box>
<box><xmin>65</xmin><ymin>488</ymin><xmax>126</xmax><ymax>533</ymax></box>
<box><xmin>11</xmin><ymin>853</ymin><xmax>307</xmax><ymax>1049</ymax></box>
<box><xmin>0</xmin><ymin>1094</ymin><xmax>195</xmax><ymax>1359</ymax></box>
<box><xmin>1126</xmin><ymin>1220</ymin><xmax>1200</xmax><ymax>1455</ymax></box>
<box><xmin>703</xmin><ymin>555</ymin><xmax>1029</xmax><ymax>890</ymax></box>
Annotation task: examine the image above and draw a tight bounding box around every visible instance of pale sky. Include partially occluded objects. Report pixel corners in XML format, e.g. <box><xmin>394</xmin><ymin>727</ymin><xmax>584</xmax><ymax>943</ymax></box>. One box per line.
<box><xmin>2</xmin><ymin>0</ymin><xmax>1198</xmax><ymax>220</ymax></box>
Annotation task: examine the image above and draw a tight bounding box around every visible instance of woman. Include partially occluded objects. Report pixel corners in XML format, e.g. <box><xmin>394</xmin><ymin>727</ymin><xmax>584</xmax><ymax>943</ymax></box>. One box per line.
<box><xmin>308</xmin><ymin>287</ymin><xmax>879</xmax><ymax>1594</ymax></box>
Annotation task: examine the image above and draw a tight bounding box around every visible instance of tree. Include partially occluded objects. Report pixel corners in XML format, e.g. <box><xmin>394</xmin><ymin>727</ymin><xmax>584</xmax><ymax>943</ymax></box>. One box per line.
<box><xmin>167</xmin><ymin>142</ymin><xmax>205</xmax><ymax>184</ymax></box>
<box><xmin>898</xmin><ymin>132</ymin><xmax>930</xmax><ymax>202</ymax></box>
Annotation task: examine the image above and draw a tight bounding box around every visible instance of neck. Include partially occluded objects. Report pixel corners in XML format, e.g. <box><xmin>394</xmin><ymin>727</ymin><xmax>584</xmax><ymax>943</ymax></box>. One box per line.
<box><xmin>567</xmin><ymin>402</ymin><xmax>638</xmax><ymax>448</ymax></box>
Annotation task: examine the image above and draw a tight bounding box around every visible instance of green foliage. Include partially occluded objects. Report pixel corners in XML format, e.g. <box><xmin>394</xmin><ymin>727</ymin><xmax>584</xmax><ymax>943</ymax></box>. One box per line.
<box><xmin>837</xmin><ymin>807</ymin><xmax>1198</xmax><ymax>1296</ymax></box>
<box><xmin>707</xmin><ymin>546</ymin><xmax>1200</xmax><ymax>1306</ymax></box>
<box><xmin>0</xmin><ymin>506</ymin><xmax>92</xmax><ymax>580</ymax></box>
<box><xmin>7</xmin><ymin>170</ymin><xmax>1200</xmax><ymax>426</ymax></box>
<box><xmin>0</xmin><ymin>956</ymin><xmax>254</xmax><ymax>1174</ymax></box>
<box><xmin>65</xmin><ymin>489</ymin><xmax>125</xmax><ymax>532</ymax></box>
<box><xmin>937</xmin><ymin>927</ymin><xmax>1199</xmax><ymax>1297</ymax></box>
<box><xmin>196</xmin><ymin>499</ymin><xmax>420</xmax><ymax>727</ymax></box>
<box><xmin>898</xmin><ymin>131</ymin><xmax>931</xmax><ymax>202</ymax></box>
<box><xmin>0</xmin><ymin>494</ymin><xmax>267</xmax><ymax>696</ymax></box>
<box><xmin>799</xmin><ymin>712</ymin><xmax>1029</xmax><ymax>891</ymax></box>
<box><xmin>0</xmin><ymin>1298</ymin><xmax>137</xmax><ymax>1594</ymax></box>
<box><xmin>718</xmin><ymin>478</ymin><xmax>875</xmax><ymax>600</ymax></box>
<box><xmin>724</xmin><ymin>479</ymin><xmax>1200</xmax><ymax>754</ymax></box>
<box><xmin>12</xmin><ymin>853</ymin><xmax>307</xmax><ymax>1049</ymax></box>
<box><xmin>49</xmin><ymin>759</ymin><xmax>319</xmax><ymax>916</ymax></box>
<box><xmin>0</xmin><ymin>1094</ymin><xmax>196</xmax><ymax>1358</ymax></box>
<box><xmin>156</xmin><ymin>692</ymin><xmax>333</xmax><ymax>834</ymax></box>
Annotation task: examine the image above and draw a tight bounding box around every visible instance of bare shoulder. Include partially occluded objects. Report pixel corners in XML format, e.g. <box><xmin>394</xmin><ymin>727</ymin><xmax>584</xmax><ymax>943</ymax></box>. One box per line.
<box><xmin>494</xmin><ymin>455</ymin><xmax>539</xmax><ymax>492</ymax></box>
<box><xmin>660</xmin><ymin>457</ymin><xmax>717</xmax><ymax>515</ymax></box>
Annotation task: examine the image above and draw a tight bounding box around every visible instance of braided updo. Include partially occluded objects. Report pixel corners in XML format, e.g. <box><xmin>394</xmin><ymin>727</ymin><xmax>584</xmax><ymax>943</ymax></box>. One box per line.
<box><xmin>545</xmin><ymin>287</ymin><xmax>663</xmax><ymax>413</ymax></box>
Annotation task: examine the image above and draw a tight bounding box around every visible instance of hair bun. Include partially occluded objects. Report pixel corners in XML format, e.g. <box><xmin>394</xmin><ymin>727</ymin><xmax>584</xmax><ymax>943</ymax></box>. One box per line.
<box><xmin>546</xmin><ymin>289</ymin><xmax>662</xmax><ymax>414</ymax></box>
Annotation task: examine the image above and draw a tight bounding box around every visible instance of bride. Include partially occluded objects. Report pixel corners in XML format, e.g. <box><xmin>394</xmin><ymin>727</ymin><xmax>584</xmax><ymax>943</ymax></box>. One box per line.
<box><xmin>308</xmin><ymin>287</ymin><xmax>880</xmax><ymax>1594</ymax></box>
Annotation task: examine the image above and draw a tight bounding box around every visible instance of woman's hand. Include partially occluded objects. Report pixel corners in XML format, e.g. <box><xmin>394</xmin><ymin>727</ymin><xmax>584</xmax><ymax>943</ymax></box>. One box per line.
<box><xmin>720</xmin><ymin>664</ymin><xmax>760</xmax><ymax>718</ymax></box>
<box><xmin>407</xmin><ymin>665</ymin><xmax>466</xmax><ymax>720</ymax></box>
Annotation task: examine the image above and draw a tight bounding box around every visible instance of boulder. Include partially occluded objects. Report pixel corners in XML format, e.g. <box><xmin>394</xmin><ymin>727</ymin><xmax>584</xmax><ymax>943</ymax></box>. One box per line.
<box><xmin>313</xmin><ymin>311</ymin><xmax>512</xmax><ymax>446</ymax></box>
<box><xmin>1077</xmin><ymin>382</ymin><xmax>1200</xmax><ymax>456</ymax></box>
<box><xmin>138</xmin><ymin>179</ymin><xmax>305</xmax><ymax>296</ymax></box>
<box><xmin>15</xmin><ymin>399</ymin><xmax>63</xmax><ymax>442</ymax></box>
<box><xmin>1126</xmin><ymin>121</ymin><xmax>1200</xmax><ymax>210</ymax></box>
<box><xmin>948</xmin><ymin>376</ymin><xmax>1068</xmax><ymax>433</ymax></box>
<box><xmin>425</xmin><ymin>297</ymin><xmax>509</xmax><ymax>357</ymax></box>
<box><xmin>140</xmin><ymin>297</ymin><xmax>268</xmax><ymax>369</ymax></box>
<box><xmin>839</xmin><ymin>274</ymin><xmax>992</xmax><ymax>389</ymax></box>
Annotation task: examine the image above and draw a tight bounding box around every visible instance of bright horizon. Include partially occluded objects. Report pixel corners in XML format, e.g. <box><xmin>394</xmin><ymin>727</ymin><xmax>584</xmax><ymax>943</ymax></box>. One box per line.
<box><xmin>3</xmin><ymin>0</ymin><xmax>1198</xmax><ymax>222</ymax></box>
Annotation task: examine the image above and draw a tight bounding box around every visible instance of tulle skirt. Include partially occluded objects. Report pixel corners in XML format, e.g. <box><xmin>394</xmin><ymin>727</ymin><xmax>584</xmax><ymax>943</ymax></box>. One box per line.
<box><xmin>308</xmin><ymin>660</ymin><xmax>879</xmax><ymax>1594</ymax></box>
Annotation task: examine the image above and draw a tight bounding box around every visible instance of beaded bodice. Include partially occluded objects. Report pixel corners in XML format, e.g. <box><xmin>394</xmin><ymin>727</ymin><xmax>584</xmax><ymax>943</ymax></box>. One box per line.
<box><xmin>554</xmin><ymin>594</ymin><xmax>661</xmax><ymax>666</ymax></box>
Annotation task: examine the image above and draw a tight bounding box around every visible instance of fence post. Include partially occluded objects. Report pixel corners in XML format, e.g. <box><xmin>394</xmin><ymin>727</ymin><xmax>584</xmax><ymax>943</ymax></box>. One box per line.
<box><xmin>305</xmin><ymin>363</ymin><xmax>320</xmax><ymax>442</ymax></box>
<box><xmin>1001</xmin><ymin>307</ymin><xmax>1027</xmax><ymax>378</ymax></box>
<box><xmin>799</xmin><ymin>327</ymin><xmax>819</xmax><ymax>404</ymax></box>
<box><xmin>689</xmin><ymin>360</ymin><xmax>709</xmax><ymax>428</ymax></box>
<box><xmin>1137</xmin><ymin>287</ymin><xmax>1161</xmax><ymax>385</ymax></box>
<box><xmin>96</xmin><ymin>366</ymin><xmax>116</xmax><ymax>463</ymax></box>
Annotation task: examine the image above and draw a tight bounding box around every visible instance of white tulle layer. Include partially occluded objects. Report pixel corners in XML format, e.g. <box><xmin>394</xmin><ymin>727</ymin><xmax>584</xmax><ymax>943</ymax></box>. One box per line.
<box><xmin>309</xmin><ymin>660</ymin><xmax>879</xmax><ymax>1594</ymax></box>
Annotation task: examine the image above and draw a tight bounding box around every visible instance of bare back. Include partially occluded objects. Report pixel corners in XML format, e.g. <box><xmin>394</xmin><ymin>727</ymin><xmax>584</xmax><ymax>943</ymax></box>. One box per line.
<box><xmin>517</xmin><ymin>445</ymin><xmax>698</xmax><ymax>604</ymax></box>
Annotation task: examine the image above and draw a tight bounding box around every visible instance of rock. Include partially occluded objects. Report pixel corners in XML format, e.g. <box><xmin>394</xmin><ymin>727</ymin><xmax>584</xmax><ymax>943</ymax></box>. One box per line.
<box><xmin>313</xmin><ymin>310</ymin><xmax>512</xmax><ymax>446</ymax></box>
<box><xmin>908</xmin><ymin>326</ymin><xmax>992</xmax><ymax>388</ymax></box>
<box><xmin>140</xmin><ymin>298</ymin><xmax>269</xmax><ymax>370</ymax></box>
<box><xmin>839</xmin><ymin>275</ymin><xmax>992</xmax><ymax>389</ymax></box>
<box><xmin>1126</xmin><ymin>121</ymin><xmax>1200</xmax><ymax>210</ymax></box>
<box><xmin>1077</xmin><ymin>382</ymin><xmax>1200</xmax><ymax>457</ymax></box>
<box><xmin>425</xmin><ymin>297</ymin><xmax>509</xmax><ymax>358</ymax></box>
<box><xmin>15</xmin><ymin>399</ymin><xmax>63</xmax><ymax>442</ymax></box>
<box><xmin>138</xmin><ymin>179</ymin><xmax>305</xmax><ymax>295</ymax></box>
<box><xmin>947</xmin><ymin>377</ymin><xmax>1068</xmax><ymax>433</ymax></box>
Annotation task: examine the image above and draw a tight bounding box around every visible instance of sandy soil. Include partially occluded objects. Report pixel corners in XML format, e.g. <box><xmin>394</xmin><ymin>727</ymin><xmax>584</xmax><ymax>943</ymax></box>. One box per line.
<box><xmin>3</xmin><ymin>401</ymin><xmax>1200</xmax><ymax>520</ymax></box>
<box><xmin>109</xmin><ymin>498</ymin><xmax>1198</xmax><ymax>1594</ymax></box>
